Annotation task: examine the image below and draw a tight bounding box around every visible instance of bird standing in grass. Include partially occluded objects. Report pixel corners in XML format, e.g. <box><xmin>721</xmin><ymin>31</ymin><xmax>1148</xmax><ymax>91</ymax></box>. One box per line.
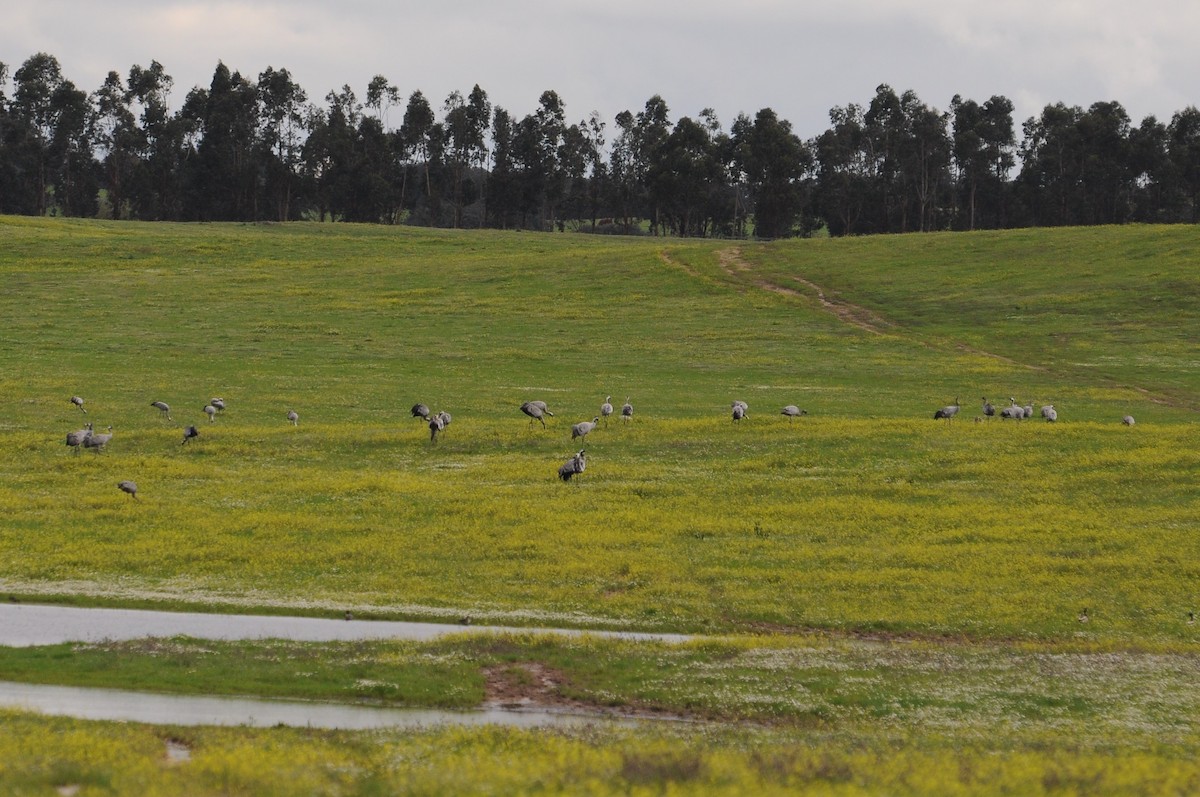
<box><xmin>204</xmin><ymin>404</ymin><xmax>217</xmax><ymax>422</ymax></box>
<box><xmin>84</xmin><ymin>425</ymin><xmax>113</xmax><ymax>452</ymax></box>
<box><xmin>65</xmin><ymin>423</ymin><xmax>93</xmax><ymax>454</ymax></box>
<box><xmin>210</xmin><ymin>398</ymin><xmax>226</xmax><ymax>413</ymax></box>
<box><xmin>432</xmin><ymin>410</ymin><xmax>451</xmax><ymax>441</ymax></box>
<box><xmin>934</xmin><ymin>397</ymin><xmax>960</xmax><ymax>421</ymax></box>
<box><xmin>781</xmin><ymin>405</ymin><xmax>807</xmax><ymax>421</ymax></box>
<box><xmin>117</xmin><ymin>481</ymin><xmax>138</xmax><ymax>500</ymax></box>
<box><xmin>287</xmin><ymin>409</ymin><xmax>299</xmax><ymax>426</ymax></box>
<box><xmin>572</xmin><ymin>417</ymin><xmax>599</xmax><ymax>441</ymax></box>
<box><xmin>1042</xmin><ymin>404</ymin><xmax>1057</xmax><ymax>422</ymax></box>
<box><xmin>621</xmin><ymin>398</ymin><xmax>633</xmax><ymax>423</ymax></box>
<box><xmin>731</xmin><ymin>403</ymin><xmax>747</xmax><ymax>422</ymax></box>
<box><xmin>181</xmin><ymin>425</ymin><xmax>199</xmax><ymax>445</ymax></box>
<box><xmin>558</xmin><ymin>449</ymin><xmax>587</xmax><ymax>482</ymax></box>
<box><xmin>981</xmin><ymin>397</ymin><xmax>995</xmax><ymax>420</ymax></box>
<box><xmin>521</xmin><ymin>401</ymin><xmax>551</xmax><ymax>429</ymax></box>
<box><xmin>151</xmin><ymin>401</ymin><xmax>172</xmax><ymax>420</ymax></box>
<box><xmin>70</xmin><ymin>396</ymin><xmax>86</xmax><ymax>413</ymax></box>
<box><xmin>600</xmin><ymin>396</ymin><xmax>613</xmax><ymax>426</ymax></box>
<box><xmin>1122</xmin><ymin>415</ymin><xmax>1136</xmax><ymax>426</ymax></box>
<box><xmin>999</xmin><ymin>398</ymin><xmax>1022</xmax><ymax>420</ymax></box>
<box><xmin>411</xmin><ymin>403</ymin><xmax>430</xmax><ymax>420</ymax></box>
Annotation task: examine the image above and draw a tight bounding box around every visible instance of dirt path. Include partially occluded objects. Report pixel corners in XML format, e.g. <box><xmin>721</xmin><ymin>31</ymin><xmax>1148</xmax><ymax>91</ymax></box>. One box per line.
<box><xmin>716</xmin><ymin>247</ymin><xmax>893</xmax><ymax>335</ymax></box>
<box><xmin>684</xmin><ymin>247</ymin><xmax>1192</xmax><ymax>408</ymax></box>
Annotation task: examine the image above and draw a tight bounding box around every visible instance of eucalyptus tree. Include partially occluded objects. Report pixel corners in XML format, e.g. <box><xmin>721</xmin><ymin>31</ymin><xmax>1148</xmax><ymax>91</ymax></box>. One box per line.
<box><xmin>559</xmin><ymin>110</ymin><xmax>605</xmax><ymax>230</ymax></box>
<box><xmin>1018</xmin><ymin>103</ymin><xmax>1084</xmax><ymax>226</ymax></box>
<box><xmin>258</xmin><ymin>66</ymin><xmax>308</xmax><ymax>221</ymax></box>
<box><xmin>950</xmin><ymin>94</ymin><xmax>1015</xmax><ymax>230</ymax></box>
<box><xmin>487</xmin><ymin>105</ymin><xmax>519</xmax><ymax>228</ymax></box>
<box><xmin>635</xmin><ymin>95</ymin><xmax>672</xmax><ymax>234</ymax></box>
<box><xmin>732</xmin><ymin>107</ymin><xmax>812</xmax><ymax>238</ymax></box>
<box><xmin>650</xmin><ymin>114</ymin><xmax>724</xmax><ymax>236</ymax></box>
<box><xmin>48</xmin><ymin>69</ymin><xmax>97</xmax><ymax>217</ymax></box>
<box><xmin>1077</xmin><ymin>101</ymin><xmax>1133</xmax><ymax>224</ymax></box>
<box><xmin>9</xmin><ymin>52</ymin><xmax>95</xmax><ymax>215</ymax></box>
<box><xmin>189</xmin><ymin>62</ymin><xmax>261</xmax><ymax>220</ymax></box>
<box><xmin>0</xmin><ymin>60</ymin><xmax>12</xmax><ymax>213</ymax></box>
<box><xmin>400</xmin><ymin>89</ymin><xmax>435</xmax><ymax>205</ymax></box>
<box><xmin>1018</xmin><ymin>101</ymin><xmax>1134</xmax><ymax>226</ymax></box>
<box><xmin>812</xmin><ymin>102</ymin><xmax>870</xmax><ymax>235</ymax></box>
<box><xmin>92</xmin><ymin>72</ymin><xmax>137</xmax><ymax>218</ymax></box>
<box><xmin>1167</xmin><ymin>106</ymin><xmax>1200</xmax><ymax>222</ymax></box>
<box><xmin>315</xmin><ymin>84</ymin><xmax>362</xmax><ymax>221</ymax></box>
<box><xmin>443</xmin><ymin>85</ymin><xmax>491</xmax><ymax>227</ymax></box>
<box><xmin>897</xmin><ymin>91</ymin><xmax>951</xmax><ymax>232</ymax></box>
<box><xmin>365</xmin><ymin>75</ymin><xmax>400</xmax><ymax>130</ymax></box>
<box><xmin>1127</xmin><ymin>114</ymin><xmax>1171</xmax><ymax>222</ymax></box>
<box><xmin>509</xmin><ymin>90</ymin><xmax>567</xmax><ymax>230</ymax></box>
<box><xmin>607</xmin><ymin>110</ymin><xmax>643</xmax><ymax>232</ymax></box>
<box><xmin>125</xmin><ymin>60</ymin><xmax>185</xmax><ymax>220</ymax></box>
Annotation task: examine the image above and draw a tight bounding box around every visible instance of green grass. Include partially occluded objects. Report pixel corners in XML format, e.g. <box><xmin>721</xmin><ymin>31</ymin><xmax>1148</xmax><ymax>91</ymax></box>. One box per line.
<box><xmin>1</xmin><ymin>216</ymin><xmax>1199</xmax><ymax>794</ymax></box>
<box><xmin>0</xmin><ymin>216</ymin><xmax>1197</xmax><ymax>642</ymax></box>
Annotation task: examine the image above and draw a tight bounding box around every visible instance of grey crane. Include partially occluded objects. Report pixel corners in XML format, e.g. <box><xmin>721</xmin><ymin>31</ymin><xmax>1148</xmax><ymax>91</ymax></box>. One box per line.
<box><xmin>732</xmin><ymin>400</ymin><xmax>748</xmax><ymax>413</ymax></box>
<box><xmin>116</xmin><ymin>480</ymin><xmax>138</xmax><ymax>500</ymax></box>
<box><xmin>731</xmin><ymin>403</ymin><xmax>747</xmax><ymax>422</ymax></box>
<box><xmin>981</xmin><ymin>397</ymin><xmax>995</xmax><ymax>420</ymax></box>
<box><xmin>1122</xmin><ymin>415</ymin><xmax>1136</xmax><ymax>426</ymax></box>
<box><xmin>933</xmin><ymin>397</ymin><xmax>961</xmax><ymax>421</ymax></box>
<box><xmin>287</xmin><ymin>409</ymin><xmax>299</xmax><ymax>426</ymax></box>
<box><xmin>999</xmin><ymin>397</ymin><xmax>1023</xmax><ymax>420</ymax></box>
<box><xmin>572</xmin><ymin>417</ymin><xmax>599</xmax><ymax>441</ymax></box>
<box><xmin>781</xmin><ymin>405</ymin><xmax>807</xmax><ymax>420</ymax></box>
<box><xmin>411</xmin><ymin>403</ymin><xmax>430</xmax><ymax>420</ymax></box>
<box><xmin>558</xmin><ymin>449</ymin><xmax>587</xmax><ymax>482</ymax></box>
<box><xmin>428</xmin><ymin>412</ymin><xmax>445</xmax><ymax>443</ymax></box>
<box><xmin>151</xmin><ymin>401</ymin><xmax>172</xmax><ymax>420</ymax></box>
<box><xmin>181</xmin><ymin>425</ymin><xmax>199</xmax><ymax>445</ymax></box>
<box><xmin>600</xmin><ymin>396</ymin><xmax>613</xmax><ymax>426</ymax></box>
<box><xmin>1023</xmin><ymin>400</ymin><xmax>1034</xmax><ymax>420</ymax></box>
<box><xmin>65</xmin><ymin>423</ymin><xmax>93</xmax><ymax>454</ymax></box>
<box><xmin>70</xmin><ymin>395</ymin><xmax>86</xmax><ymax>413</ymax></box>
<box><xmin>210</xmin><ymin>398</ymin><xmax>226</xmax><ymax>413</ymax></box>
<box><xmin>436</xmin><ymin>410</ymin><xmax>452</xmax><ymax>428</ymax></box>
<box><xmin>1041</xmin><ymin>404</ymin><xmax>1057</xmax><ymax>422</ymax></box>
<box><xmin>204</xmin><ymin>404</ymin><xmax>217</xmax><ymax>422</ymax></box>
<box><xmin>84</xmin><ymin>425</ymin><xmax>113</xmax><ymax>452</ymax></box>
<box><xmin>521</xmin><ymin>400</ymin><xmax>551</xmax><ymax>429</ymax></box>
<box><xmin>621</xmin><ymin>398</ymin><xmax>633</xmax><ymax>423</ymax></box>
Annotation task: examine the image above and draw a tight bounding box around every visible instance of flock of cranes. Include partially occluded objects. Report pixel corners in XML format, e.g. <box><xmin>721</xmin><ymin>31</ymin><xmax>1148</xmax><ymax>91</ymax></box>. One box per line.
<box><xmin>64</xmin><ymin>388</ymin><xmax>1140</xmax><ymax>500</ymax></box>
<box><xmin>934</xmin><ymin>396</ymin><xmax>1137</xmax><ymax>425</ymax></box>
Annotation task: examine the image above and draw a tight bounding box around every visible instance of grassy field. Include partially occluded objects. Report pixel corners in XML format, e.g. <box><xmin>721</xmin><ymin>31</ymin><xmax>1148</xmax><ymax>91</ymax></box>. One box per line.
<box><xmin>0</xmin><ymin>217</ymin><xmax>1198</xmax><ymax>793</ymax></box>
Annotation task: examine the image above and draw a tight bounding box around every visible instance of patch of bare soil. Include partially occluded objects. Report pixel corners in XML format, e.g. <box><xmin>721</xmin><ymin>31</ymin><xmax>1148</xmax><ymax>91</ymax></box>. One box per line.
<box><xmin>482</xmin><ymin>662</ymin><xmax>686</xmax><ymax>721</ymax></box>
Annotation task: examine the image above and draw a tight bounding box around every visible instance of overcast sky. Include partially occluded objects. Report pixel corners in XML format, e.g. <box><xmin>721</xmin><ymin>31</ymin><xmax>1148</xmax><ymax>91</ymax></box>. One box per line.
<box><xmin>5</xmin><ymin>1</ymin><xmax>1199</xmax><ymax>139</ymax></box>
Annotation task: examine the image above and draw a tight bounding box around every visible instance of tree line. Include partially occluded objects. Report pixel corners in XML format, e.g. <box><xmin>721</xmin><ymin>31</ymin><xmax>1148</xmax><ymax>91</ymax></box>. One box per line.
<box><xmin>3</xmin><ymin>52</ymin><xmax>1200</xmax><ymax>237</ymax></box>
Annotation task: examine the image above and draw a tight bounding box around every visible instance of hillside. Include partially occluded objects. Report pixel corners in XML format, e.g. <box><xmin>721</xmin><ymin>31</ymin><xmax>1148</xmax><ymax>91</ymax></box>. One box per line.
<box><xmin>0</xmin><ymin>217</ymin><xmax>1196</xmax><ymax>642</ymax></box>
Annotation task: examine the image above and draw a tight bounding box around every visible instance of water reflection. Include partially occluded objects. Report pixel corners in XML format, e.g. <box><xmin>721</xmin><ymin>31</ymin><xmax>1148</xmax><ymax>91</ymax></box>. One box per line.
<box><xmin>0</xmin><ymin>603</ymin><xmax>691</xmax><ymax>647</ymax></box>
<box><xmin>0</xmin><ymin>680</ymin><xmax>635</xmax><ymax>730</ymax></box>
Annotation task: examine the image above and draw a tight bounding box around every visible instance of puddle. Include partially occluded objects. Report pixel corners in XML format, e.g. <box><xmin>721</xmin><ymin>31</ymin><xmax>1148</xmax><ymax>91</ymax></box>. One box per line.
<box><xmin>0</xmin><ymin>603</ymin><xmax>691</xmax><ymax>647</ymax></box>
<box><xmin>165</xmin><ymin>739</ymin><xmax>191</xmax><ymax>763</ymax></box>
<box><xmin>0</xmin><ymin>680</ymin><xmax>635</xmax><ymax>730</ymax></box>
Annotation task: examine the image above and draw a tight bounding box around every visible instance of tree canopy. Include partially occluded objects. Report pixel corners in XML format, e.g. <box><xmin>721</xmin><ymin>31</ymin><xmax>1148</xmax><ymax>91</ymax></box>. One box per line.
<box><xmin>4</xmin><ymin>52</ymin><xmax>1200</xmax><ymax>236</ymax></box>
